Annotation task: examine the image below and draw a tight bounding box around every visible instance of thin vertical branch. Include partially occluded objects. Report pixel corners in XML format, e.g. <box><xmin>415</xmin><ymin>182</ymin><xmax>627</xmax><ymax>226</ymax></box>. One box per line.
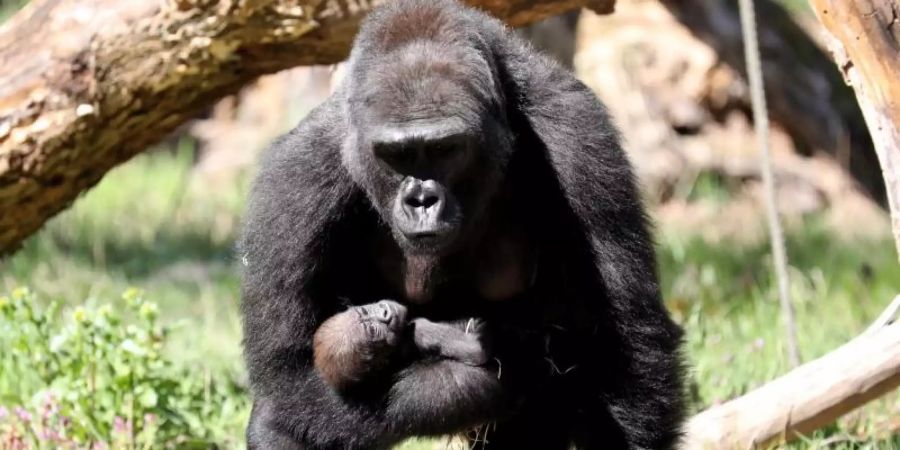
<box><xmin>738</xmin><ymin>0</ymin><xmax>801</xmax><ymax>368</ymax></box>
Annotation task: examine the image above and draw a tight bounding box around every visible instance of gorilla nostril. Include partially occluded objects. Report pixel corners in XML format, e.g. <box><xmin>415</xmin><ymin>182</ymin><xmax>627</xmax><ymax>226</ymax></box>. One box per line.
<box><xmin>400</xmin><ymin>179</ymin><xmax>444</xmax><ymax>216</ymax></box>
<box><xmin>404</xmin><ymin>196</ymin><xmax>423</xmax><ymax>208</ymax></box>
<box><xmin>404</xmin><ymin>192</ymin><xmax>440</xmax><ymax>210</ymax></box>
<box><xmin>421</xmin><ymin>194</ymin><xmax>439</xmax><ymax>209</ymax></box>
<box><xmin>377</xmin><ymin>305</ymin><xmax>392</xmax><ymax>323</ymax></box>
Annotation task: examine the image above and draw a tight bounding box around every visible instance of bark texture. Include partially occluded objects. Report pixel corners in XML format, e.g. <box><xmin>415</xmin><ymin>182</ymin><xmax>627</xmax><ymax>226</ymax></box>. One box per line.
<box><xmin>0</xmin><ymin>0</ymin><xmax>615</xmax><ymax>255</ymax></box>
<box><xmin>807</xmin><ymin>0</ymin><xmax>900</xmax><ymax>260</ymax></box>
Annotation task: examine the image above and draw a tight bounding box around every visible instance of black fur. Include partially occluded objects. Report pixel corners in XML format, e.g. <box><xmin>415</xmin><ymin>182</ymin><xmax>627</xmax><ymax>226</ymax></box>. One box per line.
<box><xmin>239</xmin><ymin>1</ymin><xmax>686</xmax><ymax>448</ymax></box>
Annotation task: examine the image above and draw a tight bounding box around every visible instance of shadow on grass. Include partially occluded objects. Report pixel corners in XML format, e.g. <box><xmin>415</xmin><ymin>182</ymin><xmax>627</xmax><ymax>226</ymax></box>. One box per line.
<box><xmin>12</xmin><ymin>225</ymin><xmax>238</xmax><ymax>282</ymax></box>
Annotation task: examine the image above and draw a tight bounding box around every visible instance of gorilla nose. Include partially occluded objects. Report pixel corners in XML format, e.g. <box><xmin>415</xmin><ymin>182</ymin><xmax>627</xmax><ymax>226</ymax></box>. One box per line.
<box><xmin>401</xmin><ymin>178</ymin><xmax>445</xmax><ymax>217</ymax></box>
<box><xmin>375</xmin><ymin>300</ymin><xmax>407</xmax><ymax>325</ymax></box>
<box><xmin>377</xmin><ymin>304</ymin><xmax>391</xmax><ymax>321</ymax></box>
<box><xmin>405</xmin><ymin>192</ymin><xmax>440</xmax><ymax>209</ymax></box>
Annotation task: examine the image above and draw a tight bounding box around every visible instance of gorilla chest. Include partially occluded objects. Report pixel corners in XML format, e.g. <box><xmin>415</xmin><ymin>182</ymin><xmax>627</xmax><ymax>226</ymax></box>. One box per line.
<box><xmin>373</xmin><ymin>227</ymin><xmax>539</xmax><ymax>304</ymax></box>
<box><xmin>470</xmin><ymin>229</ymin><xmax>539</xmax><ymax>301</ymax></box>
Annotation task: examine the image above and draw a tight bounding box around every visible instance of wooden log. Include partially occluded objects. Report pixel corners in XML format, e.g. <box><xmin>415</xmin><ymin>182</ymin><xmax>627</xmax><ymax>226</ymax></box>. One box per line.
<box><xmin>684</xmin><ymin>309</ymin><xmax>900</xmax><ymax>449</ymax></box>
<box><xmin>0</xmin><ymin>0</ymin><xmax>615</xmax><ymax>255</ymax></box>
<box><xmin>805</xmin><ymin>0</ymin><xmax>900</xmax><ymax>260</ymax></box>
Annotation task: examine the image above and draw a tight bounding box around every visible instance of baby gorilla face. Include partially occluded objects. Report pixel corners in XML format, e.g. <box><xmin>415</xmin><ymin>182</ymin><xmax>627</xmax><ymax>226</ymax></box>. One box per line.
<box><xmin>350</xmin><ymin>300</ymin><xmax>408</xmax><ymax>349</ymax></box>
<box><xmin>313</xmin><ymin>300</ymin><xmax>409</xmax><ymax>391</ymax></box>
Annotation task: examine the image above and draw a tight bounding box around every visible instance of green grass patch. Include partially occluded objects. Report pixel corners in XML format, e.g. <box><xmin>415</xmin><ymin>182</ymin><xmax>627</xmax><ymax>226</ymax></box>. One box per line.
<box><xmin>0</xmin><ymin>288</ymin><xmax>248</xmax><ymax>448</ymax></box>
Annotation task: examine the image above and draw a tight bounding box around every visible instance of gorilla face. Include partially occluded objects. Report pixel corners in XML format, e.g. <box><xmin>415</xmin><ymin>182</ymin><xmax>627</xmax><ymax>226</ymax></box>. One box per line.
<box><xmin>371</xmin><ymin>121</ymin><xmax>473</xmax><ymax>253</ymax></box>
<box><xmin>346</xmin><ymin>45</ymin><xmax>511</xmax><ymax>256</ymax></box>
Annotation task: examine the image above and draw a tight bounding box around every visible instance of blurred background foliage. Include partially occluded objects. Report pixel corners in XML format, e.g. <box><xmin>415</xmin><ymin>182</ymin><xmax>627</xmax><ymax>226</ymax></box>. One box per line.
<box><xmin>1</xmin><ymin>0</ymin><xmax>898</xmax><ymax>448</ymax></box>
<box><xmin>0</xmin><ymin>0</ymin><xmax>26</xmax><ymax>21</ymax></box>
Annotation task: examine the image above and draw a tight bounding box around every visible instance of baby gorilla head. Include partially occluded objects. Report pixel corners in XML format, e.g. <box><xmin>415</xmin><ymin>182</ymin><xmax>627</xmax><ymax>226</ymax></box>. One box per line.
<box><xmin>313</xmin><ymin>301</ymin><xmax>409</xmax><ymax>391</ymax></box>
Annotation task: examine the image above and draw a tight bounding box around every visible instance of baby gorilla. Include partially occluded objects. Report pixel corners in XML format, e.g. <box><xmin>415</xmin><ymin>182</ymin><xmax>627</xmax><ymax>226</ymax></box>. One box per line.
<box><xmin>313</xmin><ymin>301</ymin><xmax>489</xmax><ymax>392</ymax></box>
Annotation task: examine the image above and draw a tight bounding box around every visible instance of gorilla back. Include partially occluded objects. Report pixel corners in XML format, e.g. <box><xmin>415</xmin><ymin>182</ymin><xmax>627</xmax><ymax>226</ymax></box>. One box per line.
<box><xmin>239</xmin><ymin>0</ymin><xmax>686</xmax><ymax>449</ymax></box>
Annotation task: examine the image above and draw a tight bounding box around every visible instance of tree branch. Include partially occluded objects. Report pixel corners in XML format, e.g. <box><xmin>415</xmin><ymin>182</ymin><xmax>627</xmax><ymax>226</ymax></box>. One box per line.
<box><xmin>0</xmin><ymin>0</ymin><xmax>615</xmax><ymax>254</ymax></box>
<box><xmin>806</xmin><ymin>0</ymin><xmax>900</xmax><ymax>260</ymax></box>
<box><xmin>685</xmin><ymin>316</ymin><xmax>900</xmax><ymax>449</ymax></box>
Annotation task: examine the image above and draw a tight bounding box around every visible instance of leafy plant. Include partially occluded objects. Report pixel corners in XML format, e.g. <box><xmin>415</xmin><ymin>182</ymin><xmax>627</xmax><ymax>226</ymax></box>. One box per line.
<box><xmin>0</xmin><ymin>288</ymin><xmax>248</xmax><ymax>449</ymax></box>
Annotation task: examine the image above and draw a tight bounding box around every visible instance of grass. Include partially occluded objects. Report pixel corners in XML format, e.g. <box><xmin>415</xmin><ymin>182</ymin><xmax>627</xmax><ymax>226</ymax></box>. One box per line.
<box><xmin>1</xmin><ymin>145</ymin><xmax>898</xmax><ymax>448</ymax></box>
<box><xmin>661</xmin><ymin>226</ymin><xmax>900</xmax><ymax>421</ymax></box>
<box><xmin>2</xmin><ymin>142</ymin><xmax>247</xmax><ymax>372</ymax></box>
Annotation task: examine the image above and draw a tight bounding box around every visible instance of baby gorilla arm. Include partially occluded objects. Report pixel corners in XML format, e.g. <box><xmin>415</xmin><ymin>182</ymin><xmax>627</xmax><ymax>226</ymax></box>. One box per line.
<box><xmin>313</xmin><ymin>301</ymin><xmax>489</xmax><ymax>392</ymax></box>
<box><xmin>386</xmin><ymin>318</ymin><xmax>502</xmax><ymax>437</ymax></box>
<box><xmin>411</xmin><ymin>317</ymin><xmax>489</xmax><ymax>366</ymax></box>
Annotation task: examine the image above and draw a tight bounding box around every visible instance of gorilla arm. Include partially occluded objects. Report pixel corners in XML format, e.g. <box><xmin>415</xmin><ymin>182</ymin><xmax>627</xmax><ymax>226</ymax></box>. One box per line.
<box><xmin>240</xmin><ymin>97</ymin><xmax>503</xmax><ymax>450</ymax></box>
<box><xmin>312</xmin><ymin>301</ymin><xmax>490</xmax><ymax>393</ymax></box>
<box><xmin>499</xmin><ymin>40</ymin><xmax>686</xmax><ymax>450</ymax></box>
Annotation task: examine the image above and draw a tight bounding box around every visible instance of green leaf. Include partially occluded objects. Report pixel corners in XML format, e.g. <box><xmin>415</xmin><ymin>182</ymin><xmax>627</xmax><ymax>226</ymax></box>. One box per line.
<box><xmin>139</xmin><ymin>387</ymin><xmax>159</xmax><ymax>408</ymax></box>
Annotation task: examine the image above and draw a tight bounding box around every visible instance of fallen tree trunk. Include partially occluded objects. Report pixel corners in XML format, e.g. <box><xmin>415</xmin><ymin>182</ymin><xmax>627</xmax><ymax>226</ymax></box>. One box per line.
<box><xmin>805</xmin><ymin>0</ymin><xmax>900</xmax><ymax>260</ymax></box>
<box><xmin>684</xmin><ymin>301</ymin><xmax>900</xmax><ymax>449</ymax></box>
<box><xmin>0</xmin><ymin>0</ymin><xmax>615</xmax><ymax>255</ymax></box>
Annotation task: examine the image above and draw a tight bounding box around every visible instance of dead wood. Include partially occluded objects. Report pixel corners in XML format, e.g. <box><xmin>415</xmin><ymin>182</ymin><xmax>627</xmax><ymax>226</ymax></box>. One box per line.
<box><xmin>0</xmin><ymin>0</ymin><xmax>615</xmax><ymax>255</ymax></box>
<box><xmin>684</xmin><ymin>308</ymin><xmax>900</xmax><ymax>449</ymax></box>
<box><xmin>806</xmin><ymin>0</ymin><xmax>900</xmax><ymax>260</ymax></box>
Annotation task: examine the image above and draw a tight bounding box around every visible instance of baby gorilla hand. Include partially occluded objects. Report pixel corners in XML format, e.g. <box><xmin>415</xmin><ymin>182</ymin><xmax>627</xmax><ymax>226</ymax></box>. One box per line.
<box><xmin>313</xmin><ymin>300</ymin><xmax>409</xmax><ymax>391</ymax></box>
<box><xmin>411</xmin><ymin>318</ymin><xmax>490</xmax><ymax>366</ymax></box>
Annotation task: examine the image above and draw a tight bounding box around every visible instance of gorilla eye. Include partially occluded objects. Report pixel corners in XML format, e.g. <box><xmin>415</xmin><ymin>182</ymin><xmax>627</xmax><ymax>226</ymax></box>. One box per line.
<box><xmin>426</xmin><ymin>136</ymin><xmax>465</xmax><ymax>163</ymax></box>
<box><xmin>373</xmin><ymin>143</ymin><xmax>414</xmax><ymax>169</ymax></box>
<box><xmin>430</xmin><ymin>142</ymin><xmax>451</xmax><ymax>157</ymax></box>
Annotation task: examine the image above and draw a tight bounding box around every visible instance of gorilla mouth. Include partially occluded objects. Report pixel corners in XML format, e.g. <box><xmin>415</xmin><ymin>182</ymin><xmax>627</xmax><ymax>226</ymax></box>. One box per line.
<box><xmin>401</xmin><ymin>228</ymin><xmax>456</xmax><ymax>251</ymax></box>
<box><xmin>395</xmin><ymin>220</ymin><xmax>458</xmax><ymax>253</ymax></box>
<box><xmin>407</xmin><ymin>230</ymin><xmax>441</xmax><ymax>239</ymax></box>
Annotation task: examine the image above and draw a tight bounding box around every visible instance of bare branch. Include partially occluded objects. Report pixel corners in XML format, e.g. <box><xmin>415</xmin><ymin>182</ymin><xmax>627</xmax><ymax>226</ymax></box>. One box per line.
<box><xmin>684</xmin><ymin>320</ymin><xmax>900</xmax><ymax>449</ymax></box>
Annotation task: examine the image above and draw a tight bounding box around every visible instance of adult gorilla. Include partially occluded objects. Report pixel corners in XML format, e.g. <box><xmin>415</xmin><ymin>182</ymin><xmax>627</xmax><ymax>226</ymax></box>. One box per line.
<box><xmin>239</xmin><ymin>0</ymin><xmax>686</xmax><ymax>448</ymax></box>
